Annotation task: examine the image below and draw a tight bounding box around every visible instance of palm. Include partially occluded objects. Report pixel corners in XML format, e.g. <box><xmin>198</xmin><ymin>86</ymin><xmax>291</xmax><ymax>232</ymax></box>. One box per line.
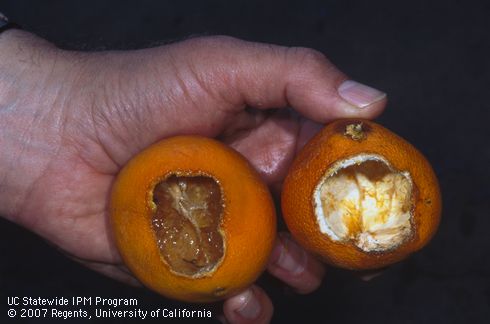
<box><xmin>19</xmin><ymin>144</ymin><xmax>123</xmax><ymax>275</ymax></box>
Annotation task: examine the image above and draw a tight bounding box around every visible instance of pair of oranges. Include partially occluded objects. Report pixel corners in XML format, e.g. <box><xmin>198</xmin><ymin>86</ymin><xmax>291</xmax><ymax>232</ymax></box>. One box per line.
<box><xmin>110</xmin><ymin>119</ymin><xmax>441</xmax><ymax>303</ymax></box>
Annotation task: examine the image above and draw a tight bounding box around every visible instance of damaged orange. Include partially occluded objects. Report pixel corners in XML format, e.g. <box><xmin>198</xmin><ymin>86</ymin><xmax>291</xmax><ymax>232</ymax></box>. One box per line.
<box><xmin>111</xmin><ymin>136</ymin><xmax>276</xmax><ymax>302</ymax></box>
<box><xmin>281</xmin><ymin>119</ymin><xmax>441</xmax><ymax>270</ymax></box>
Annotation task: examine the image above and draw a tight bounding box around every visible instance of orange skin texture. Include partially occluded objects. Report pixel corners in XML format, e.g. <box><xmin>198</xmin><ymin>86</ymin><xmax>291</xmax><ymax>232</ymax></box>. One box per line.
<box><xmin>281</xmin><ymin>119</ymin><xmax>442</xmax><ymax>270</ymax></box>
<box><xmin>110</xmin><ymin>136</ymin><xmax>276</xmax><ymax>302</ymax></box>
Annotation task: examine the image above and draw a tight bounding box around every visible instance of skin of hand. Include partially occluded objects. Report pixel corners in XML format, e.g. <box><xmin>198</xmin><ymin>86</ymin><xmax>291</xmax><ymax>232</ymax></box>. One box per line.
<box><xmin>0</xmin><ymin>30</ymin><xmax>386</xmax><ymax>323</ymax></box>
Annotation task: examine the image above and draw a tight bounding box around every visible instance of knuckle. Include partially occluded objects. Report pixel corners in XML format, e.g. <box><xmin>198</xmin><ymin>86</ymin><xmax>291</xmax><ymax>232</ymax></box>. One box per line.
<box><xmin>286</xmin><ymin>47</ymin><xmax>332</xmax><ymax>69</ymax></box>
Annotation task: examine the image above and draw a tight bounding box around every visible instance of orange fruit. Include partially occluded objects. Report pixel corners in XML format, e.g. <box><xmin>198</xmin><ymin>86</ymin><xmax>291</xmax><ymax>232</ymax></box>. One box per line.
<box><xmin>281</xmin><ymin>119</ymin><xmax>441</xmax><ymax>270</ymax></box>
<box><xmin>110</xmin><ymin>136</ymin><xmax>276</xmax><ymax>302</ymax></box>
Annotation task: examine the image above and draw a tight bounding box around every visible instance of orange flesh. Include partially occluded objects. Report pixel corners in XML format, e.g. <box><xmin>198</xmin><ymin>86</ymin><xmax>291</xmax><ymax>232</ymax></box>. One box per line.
<box><xmin>151</xmin><ymin>175</ymin><xmax>225</xmax><ymax>277</ymax></box>
<box><xmin>316</xmin><ymin>157</ymin><xmax>414</xmax><ymax>252</ymax></box>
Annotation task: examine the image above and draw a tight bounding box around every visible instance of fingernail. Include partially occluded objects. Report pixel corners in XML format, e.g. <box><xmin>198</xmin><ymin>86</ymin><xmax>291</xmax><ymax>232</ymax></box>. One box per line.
<box><xmin>338</xmin><ymin>80</ymin><xmax>386</xmax><ymax>108</ymax></box>
<box><xmin>234</xmin><ymin>288</ymin><xmax>261</xmax><ymax>320</ymax></box>
<box><xmin>271</xmin><ymin>233</ymin><xmax>306</xmax><ymax>275</ymax></box>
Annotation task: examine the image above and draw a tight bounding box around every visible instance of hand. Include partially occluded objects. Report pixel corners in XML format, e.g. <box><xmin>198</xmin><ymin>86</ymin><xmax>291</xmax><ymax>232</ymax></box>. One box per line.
<box><xmin>0</xmin><ymin>30</ymin><xmax>386</xmax><ymax>323</ymax></box>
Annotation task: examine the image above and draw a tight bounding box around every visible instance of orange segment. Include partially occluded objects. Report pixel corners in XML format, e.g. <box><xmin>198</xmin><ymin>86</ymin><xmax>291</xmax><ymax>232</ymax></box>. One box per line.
<box><xmin>151</xmin><ymin>175</ymin><xmax>225</xmax><ymax>278</ymax></box>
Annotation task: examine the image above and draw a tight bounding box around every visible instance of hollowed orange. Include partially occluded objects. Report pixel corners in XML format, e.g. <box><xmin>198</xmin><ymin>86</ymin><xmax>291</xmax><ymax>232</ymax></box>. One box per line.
<box><xmin>110</xmin><ymin>136</ymin><xmax>276</xmax><ymax>302</ymax></box>
<box><xmin>281</xmin><ymin>119</ymin><xmax>441</xmax><ymax>270</ymax></box>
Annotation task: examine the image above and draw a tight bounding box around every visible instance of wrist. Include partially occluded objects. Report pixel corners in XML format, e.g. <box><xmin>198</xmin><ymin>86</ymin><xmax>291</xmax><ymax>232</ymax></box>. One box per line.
<box><xmin>0</xmin><ymin>30</ymin><xmax>67</xmax><ymax>221</ymax></box>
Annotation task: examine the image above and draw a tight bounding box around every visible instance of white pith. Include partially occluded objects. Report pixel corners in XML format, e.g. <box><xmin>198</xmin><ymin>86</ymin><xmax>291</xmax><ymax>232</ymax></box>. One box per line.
<box><xmin>313</xmin><ymin>154</ymin><xmax>414</xmax><ymax>252</ymax></box>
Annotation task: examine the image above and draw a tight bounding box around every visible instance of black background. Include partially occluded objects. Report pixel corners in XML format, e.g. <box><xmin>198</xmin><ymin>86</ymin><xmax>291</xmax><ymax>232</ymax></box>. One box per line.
<box><xmin>1</xmin><ymin>0</ymin><xmax>489</xmax><ymax>323</ymax></box>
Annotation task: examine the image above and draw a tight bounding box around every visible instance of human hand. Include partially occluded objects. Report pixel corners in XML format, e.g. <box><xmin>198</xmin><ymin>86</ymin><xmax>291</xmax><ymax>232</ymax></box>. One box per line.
<box><xmin>0</xmin><ymin>30</ymin><xmax>386</xmax><ymax>323</ymax></box>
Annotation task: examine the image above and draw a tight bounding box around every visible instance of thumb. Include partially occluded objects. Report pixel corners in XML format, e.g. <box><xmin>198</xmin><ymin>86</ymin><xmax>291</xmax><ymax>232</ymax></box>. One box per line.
<box><xmin>81</xmin><ymin>36</ymin><xmax>387</xmax><ymax>166</ymax></box>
